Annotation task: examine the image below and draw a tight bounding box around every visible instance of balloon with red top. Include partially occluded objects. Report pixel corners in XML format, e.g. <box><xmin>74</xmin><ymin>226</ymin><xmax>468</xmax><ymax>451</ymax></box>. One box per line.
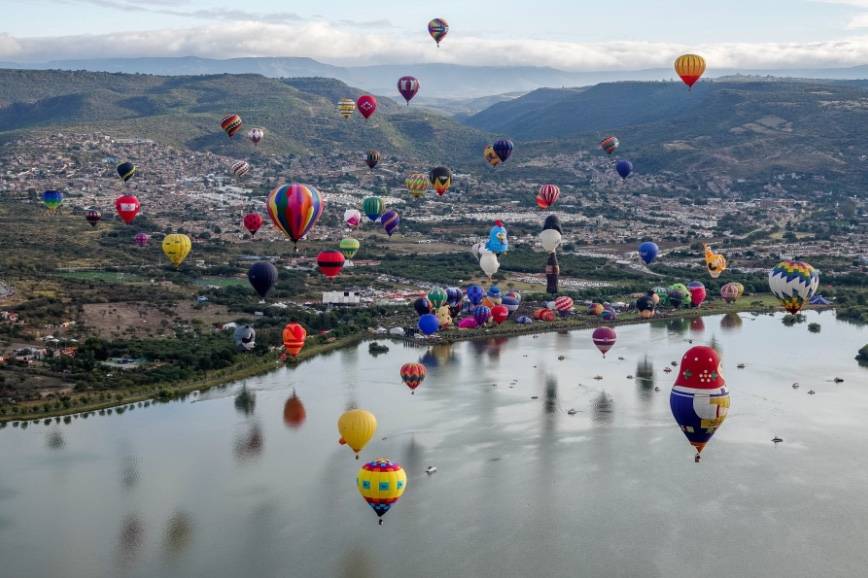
<box><xmin>356</xmin><ymin>95</ymin><xmax>377</xmax><ymax>120</ymax></box>
<box><xmin>670</xmin><ymin>345</ymin><xmax>730</xmax><ymax>462</ymax></box>
<box><xmin>115</xmin><ymin>194</ymin><xmax>141</xmax><ymax>224</ymax></box>
<box><xmin>317</xmin><ymin>250</ymin><xmax>345</xmax><ymax>278</ymax></box>
<box><xmin>592</xmin><ymin>327</ymin><xmax>616</xmax><ymax>357</ymax></box>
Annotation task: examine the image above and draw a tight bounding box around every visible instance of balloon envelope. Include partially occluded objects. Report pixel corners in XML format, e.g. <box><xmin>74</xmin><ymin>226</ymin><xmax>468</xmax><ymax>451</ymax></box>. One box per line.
<box><xmin>592</xmin><ymin>327</ymin><xmax>617</xmax><ymax>357</ymax></box>
<box><xmin>282</xmin><ymin>323</ymin><xmax>306</xmax><ymax>357</ymax></box>
<box><xmin>639</xmin><ymin>241</ymin><xmax>659</xmax><ymax>265</ymax></box>
<box><xmin>397</xmin><ymin>76</ymin><xmax>420</xmax><ymax>104</ymax></box>
<box><xmin>344</xmin><ymin>209</ymin><xmax>362</xmax><ymax>229</ymax></box>
<box><xmin>115</xmin><ymin>194</ymin><xmax>141</xmax><ymax>224</ymax></box>
<box><xmin>616</xmin><ymin>160</ymin><xmax>633</xmax><ymax>180</ymax></box>
<box><xmin>381</xmin><ymin>210</ymin><xmax>400</xmax><ymax>236</ymax></box>
<box><xmin>243</xmin><ymin>213</ymin><xmax>263</xmax><ymax>236</ymax></box>
<box><xmin>418</xmin><ymin>313</ymin><xmax>439</xmax><ymax>335</ymax></box>
<box><xmin>357</xmin><ymin>458</ymin><xmax>406</xmax><ymax>521</ymax></box>
<box><xmin>266</xmin><ymin>183</ymin><xmax>325</xmax><ymax>244</ymax></box>
<box><xmin>356</xmin><ymin>95</ymin><xmax>377</xmax><ymax>119</ymax></box>
<box><xmin>769</xmin><ymin>260</ymin><xmax>819</xmax><ymax>314</ymax></box>
<box><xmin>248</xmin><ymin>262</ymin><xmax>278</xmax><ymax>298</ymax></box>
<box><xmin>162</xmin><ymin>234</ymin><xmax>191</xmax><ymax>268</ymax></box>
<box><xmin>536</xmin><ymin>184</ymin><xmax>560</xmax><ymax>209</ymax></box>
<box><xmin>338</xmin><ymin>409</ymin><xmax>377</xmax><ymax>456</ymax></box>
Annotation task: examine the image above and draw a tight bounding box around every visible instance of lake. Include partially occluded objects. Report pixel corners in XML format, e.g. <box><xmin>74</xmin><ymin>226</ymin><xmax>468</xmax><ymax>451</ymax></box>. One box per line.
<box><xmin>1</xmin><ymin>311</ymin><xmax>866</xmax><ymax>578</ymax></box>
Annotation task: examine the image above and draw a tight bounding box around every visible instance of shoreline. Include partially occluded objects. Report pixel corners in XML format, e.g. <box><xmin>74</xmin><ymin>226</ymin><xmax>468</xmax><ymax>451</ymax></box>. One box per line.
<box><xmin>0</xmin><ymin>299</ymin><xmax>823</xmax><ymax>423</ymax></box>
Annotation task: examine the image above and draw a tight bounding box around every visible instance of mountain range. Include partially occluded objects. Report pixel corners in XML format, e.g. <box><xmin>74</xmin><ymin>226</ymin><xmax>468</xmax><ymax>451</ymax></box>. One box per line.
<box><xmin>3</xmin><ymin>56</ymin><xmax>868</xmax><ymax>100</ymax></box>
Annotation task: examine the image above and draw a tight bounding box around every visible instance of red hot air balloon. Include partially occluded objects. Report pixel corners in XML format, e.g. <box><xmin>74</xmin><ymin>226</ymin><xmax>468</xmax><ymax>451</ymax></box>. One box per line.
<box><xmin>115</xmin><ymin>194</ymin><xmax>141</xmax><ymax>224</ymax></box>
<box><xmin>282</xmin><ymin>323</ymin><xmax>306</xmax><ymax>358</ymax></box>
<box><xmin>356</xmin><ymin>95</ymin><xmax>377</xmax><ymax>120</ymax></box>
<box><xmin>243</xmin><ymin>213</ymin><xmax>263</xmax><ymax>236</ymax></box>
<box><xmin>317</xmin><ymin>250</ymin><xmax>346</xmax><ymax>278</ymax></box>
<box><xmin>397</xmin><ymin>76</ymin><xmax>420</xmax><ymax>104</ymax></box>
<box><xmin>554</xmin><ymin>295</ymin><xmax>574</xmax><ymax>316</ymax></box>
<box><xmin>400</xmin><ymin>362</ymin><xmax>427</xmax><ymax>394</ymax></box>
<box><xmin>536</xmin><ymin>184</ymin><xmax>560</xmax><ymax>209</ymax></box>
<box><xmin>221</xmin><ymin>114</ymin><xmax>243</xmax><ymax>138</ymax></box>
<box><xmin>592</xmin><ymin>327</ymin><xmax>617</xmax><ymax>357</ymax></box>
<box><xmin>491</xmin><ymin>304</ymin><xmax>509</xmax><ymax>325</ymax></box>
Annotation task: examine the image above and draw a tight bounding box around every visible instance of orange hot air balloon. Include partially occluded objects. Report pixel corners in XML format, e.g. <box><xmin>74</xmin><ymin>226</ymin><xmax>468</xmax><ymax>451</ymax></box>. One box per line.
<box><xmin>282</xmin><ymin>323</ymin><xmax>306</xmax><ymax>358</ymax></box>
<box><xmin>674</xmin><ymin>54</ymin><xmax>706</xmax><ymax>89</ymax></box>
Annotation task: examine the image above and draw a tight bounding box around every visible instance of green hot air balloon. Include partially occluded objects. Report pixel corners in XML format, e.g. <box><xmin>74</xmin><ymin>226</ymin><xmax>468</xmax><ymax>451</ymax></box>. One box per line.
<box><xmin>427</xmin><ymin>286</ymin><xmax>447</xmax><ymax>309</ymax></box>
<box><xmin>339</xmin><ymin>237</ymin><xmax>360</xmax><ymax>262</ymax></box>
<box><xmin>362</xmin><ymin>196</ymin><xmax>385</xmax><ymax>222</ymax></box>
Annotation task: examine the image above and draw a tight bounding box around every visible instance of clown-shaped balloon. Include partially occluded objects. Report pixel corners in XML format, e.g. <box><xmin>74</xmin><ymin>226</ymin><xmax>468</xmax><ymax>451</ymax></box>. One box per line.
<box><xmin>357</xmin><ymin>458</ymin><xmax>407</xmax><ymax>525</ymax></box>
<box><xmin>486</xmin><ymin>221</ymin><xmax>508</xmax><ymax>255</ymax></box>
<box><xmin>670</xmin><ymin>345</ymin><xmax>730</xmax><ymax>462</ymax></box>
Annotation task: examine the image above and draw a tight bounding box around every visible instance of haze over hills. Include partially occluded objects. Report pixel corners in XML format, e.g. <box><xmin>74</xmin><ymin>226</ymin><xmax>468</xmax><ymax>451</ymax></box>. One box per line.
<box><xmin>0</xmin><ymin>69</ymin><xmax>488</xmax><ymax>163</ymax></box>
<box><xmin>3</xmin><ymin>56</ymin><xmax>868</xmax><ymax>100</ymax></box>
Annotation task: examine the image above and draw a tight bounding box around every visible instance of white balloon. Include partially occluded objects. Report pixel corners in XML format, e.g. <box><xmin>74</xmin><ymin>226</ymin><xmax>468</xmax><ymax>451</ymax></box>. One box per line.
<box><xmin>470</xmin><ymin>241</ymin><xmax>486</xmax><ymax>261</ymax></box>
<box><xmin>480</xmin><ymin>251</ymin><xmax>500</xmax><ymax>278</ymax></box>
<box><xmin>539</xmin><ymin>229</ymin><xmax>562</xmax><ymax>253</ymax></box>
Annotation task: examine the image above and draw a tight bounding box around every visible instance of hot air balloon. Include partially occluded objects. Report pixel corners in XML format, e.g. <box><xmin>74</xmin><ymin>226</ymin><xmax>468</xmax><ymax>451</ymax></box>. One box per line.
<box><xmin>340</xmin><ymin>238</ymin><xmax>360</xmax><ymax>262</ymax></box>
<box><xmin>670</xmin><ymin>345</ymin><xmax>729</xmax><ymax>462</ymax></box>
<box><xmin>703</xmin><ymin>244</ymin><xmax>727</xmax><ymax>279</ymax></box>
<box><xmin>491</xmin><ymin>304</ymin><xmax>509</xmax><ymax>324</ymax></box>
<box><xmin>115</xmin><ymin>194</ymin><xmax>141</xmax><ymax>224</ymax></box>
<box><xmin>539</xmin><ymin>309</ymin><xmax>556</xmax><ymax>322</ymax></box>
<box><xmin>554</xmin><ymin>295</ymin><xmax>574</xmax><ymax>316</ymax></box>
<box><xmin>466</xmin><ymin>284</ymin><xmax>484</xmax><ymax>306</ymax></box>
<box><xmin>486</xmin><ymin>285</ymin><xmax>502</xmax><ymax>305</ymax></box>
<box><xmin>400</xmin><ymin>362</ymin><xmax>426</xmax><ymax>394</ymax></box>
<box><xmin>282</xmin><ymin>323</ymin><xmax>306</xmax><ymax>358</ymax></box>
<box><xmin>600</xmin><ymin>136</ymin><xmax>619</xmax><ymax>155</ymax></box>
<box><xmin>428</xmin><ymin>18</ymin><xmax>448</xmax><ymax>46</ymax></box>
<box><xmin>435</xmin><ymin>305</ymin><xmax>452</xmax><ymax>328</ymax></box>
<box><xmin>266</xmin><ymin>183</ymin><xmax>325</xmax><ymax>246</ymax></box>
<box><xmin>162</xmin><ymin>234</ymin><xmax>191</xmax><ymax>269</ymax></box>
<box><xmin>486</xmin><ymin>221</ymin><xmax>508</xmax><ymax>254</ymax></box>
<box><xmin>243</xmin><ymin>213</ymin><xmax>263</xmax><ymax>236</ymax></box>
<box><xmin>688</xmin><ymin>281</ymin><xmax>707</xmax><ymax>308</ymax></box>
<box><xmin>232</xmin><ymin>160</ymin><xmax>250</xmax><ymax>178</ymax></box>
<box><xmin>493</xmin><ymin>139</ymin><xmax>514</xmax><ymax>163</ymax></box>
<box><xmin>344</xmin><ymin>209</ymin><xmax>362</xmax><ymax>230</ymax></box>
<box><xmin>636</xmin><ymin>295</ymin><xmax>656</xmax><ymax>318</ymax></box>
<box><xmin>233</xmin><ymin>325</ymin><xmax>256</xmax><ymax>352</ymax></box>
<box><xmin>42</xmin><ymin>190</ymin><xmax>63</xmax><ymax>211</ymax></box>
<box><xmin>592</xmin><ymin>327</ymin><xmax>616</xmax><ymax>357</ymax></box>
<box><xmin>221</xmin><ymin>113</ymin><xmax>243</xmax><ymax>138</ymax></box>
<box><xmin>540</xmin><ymin>215</ymin><xmax>563</xmax><ymax>253</ymax></box>
<box><xmin>337</xmin><ymin>98</ymin><xmax>356</xmax><ymax>119</ymax></box>
<box><xmin>769</xmin><ymin>260</ymin><xmax>819</xmax><ymax>314</ymax></box>
<box><xmin>674</xmin><ymin>54</ymin><xmax>706</xmax><ymax>89</ymax></box>
<box><xmin>428</xmin><ymin>287</ymin><xmax>447</xmax><ymax>309</ymax></box>
<box><xmin>317</xmin><ymin>250</ymin><xmax>346</xmax><ymax>278</ymax></box>
<box><xmin>85</xmin><ymin>208</ymin><xmax>102</xmax><ymax>227</ymax></box>
<box><xmin>363</xmin><ymin>196</ymin><xmax>385</xmax><ymax>222</ymax></box>
<box><xmin>734</xmin><ymin>282</ymin><xmax>745</xmax><ymax>298</ymax></box>
<box><xmin>430</xmin><ymin>166</ymin><xmax>452</xmax><ymax>196</ymax></box>
<box><xmin>397</xmin><ymin>76</ymin><xmax>420</xmax><ymax>104</ymax></box>
<box><xmin>720</xmin><ymin>282</ymin><xmax>740</xmax><ymax>303</ymax></box>
<box><xmin>134</xmin><ymin>232</ymin><xmax>150</xmax><ymax>248</ymax></box>
<box><xmin>356</xmin><ymin>95</ymin><xmax>377</xmax><ymax>120</ymax></box>
<box><xmin>545</xmin><ymin>252</ymin><xmax>559</xmax><ymax>295</ymax></box>
<box><xmin>357</xmin><ymin>457</ymin><xmax>407</xmax><ymax>525</ymax></box>
<box><xmin>382</xmin><ymin>210</ymin><xmax>400</xmax><ymax>237</ymax></box>
<box><xmin>588</xmin><ymin>303</ymin><xmax>604</xmax><ymax>316</ymax></box>
<box><xmin>616</xmin><ymin>160</ymin><xmax>633</xmax><ymax>180</ymax></box>
<box><xmin>502</xmin><ymin>291</ymin><xmax>520</xmax><ymax>312</ymax></box>
<box><xmin>536</xmin><ymin>184</ymin><xmax>560</xmax><ymax>209</ymax></box>
<box><xmin>446</xmin><ymin>287</ymin><xmax>463</xmax><ymax>305</ymax></box>
<box><xmin>414</xmin><ymin>297</ymin><xmax>433</xmax><ymax>316</ymax></box>
<box><xmin>418</xmin><ymin>313</ymin><xmax>439</xmax><ymax>335</ymax></box>
<box><xmin>516</xmin><ymin>315</ymin><xmax>532</xmax><ymax>325</ymax></box>
<box><xmin>248</xmin><ymin>262</ymin><xmax>278</xmax><ymax>299</ymax></box>
<box><xmin>366</xmin><ymin>150</ymin><xmax>381</xmax><ymax>170</ymax></box>
<box><xmin>458</xmin><ymin>317</ymin><xmax>478</xmax><ymax>329</ymax></box>
<box><xmin>117</xmin><ymin>162</ymin><xmax>137</xmax><ymax>183</ymax></box>
<box><xmin>639</xmin><ymin>241</ymin><xmax>659</xmax><ymax>265</ymax></box>
<box><xmin>669</xmin><ymin>283</ymin><xmax>689</xmax><ymax>308</ymax></box>
<box><xmin>405</xmin><ymin>173</ymin><xmax>429</xmax><ymax>199</ymax></box>
<box><xmin>483</xmin><ymin>145</ymin><xmax>501</xmax><ymax>168</ymax></box>
<box><xmin>283</xmin><ymin>392</ymin><xmax>306</xmax><ymax>428</ymax></box>
<box><xmin>338</xmin><ymin>409</ymin><xmax>377</xmax><ymax>459</ymax></box>
<box><xmin>479</xmin><ymin>252</ymin><xmax>499</xmax><ymax>279</ymax></box>
<box><xmin>473</xmin><ymin>305</ymin><xmax>492</xmax><ymax>326</ymax></box>
<box><xmin>247</xmin><ymin>128</ymin><xmax>264</xmax><ymax>145</ymax></box>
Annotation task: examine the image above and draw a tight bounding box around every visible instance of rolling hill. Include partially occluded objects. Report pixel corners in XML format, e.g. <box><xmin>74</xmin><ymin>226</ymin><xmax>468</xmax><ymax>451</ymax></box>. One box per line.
<box><xmin>0</xmin><ymin>69</ymin><xmax>489</xmax><ymax>162</ymax></box>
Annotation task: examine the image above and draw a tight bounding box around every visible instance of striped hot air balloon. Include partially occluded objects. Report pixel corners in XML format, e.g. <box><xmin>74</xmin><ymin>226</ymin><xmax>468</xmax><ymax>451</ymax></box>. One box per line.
<box><xmin>400</xmin><ymin>362</ymin><xmax>427</xmax><ymax>394</ymax></box>
<box><xmin>768</xmin><ymin>260</ymin><xmax>819</xmax><ymax>314</ymax></box>
<box><xmin>428</xmin><ymin>18</ymin><xmax>449</xmax><ymax>46</ymax></box>
<box><xmin>674</xmin><ymin>54</ymin><xmax>706</xmax><ymax>89</ymax></box>
<box><xmin>363</xmin><ymin>196</ymin><xmax>385</xmax><ymax>221</ymax></box>
<box><xmin>554</xmin><ymin>295</ymin><xmax>574</xmax><ymax>316</ymax></box>
<box><xmin>592</xmin><ymin>327</ymin><xmax>617</xmax><ymax>357</ymax></box>
<box><xmin>232</xmin><ymin>160</ymin><xmax>250</xmax><ymax>178</ymax></box>
<box><xmin>381</xmin><ymin>210</ymin><xmax>400</xmax><ymax>237</ymax></box>
<box><xmin>266</xmin><ymin>183</ymin><xmax>325</xmax><ymax>245</ymax></box>
<box><xmin>221</xmin><ymin>114</ymin><xmax>243</xmax><ymax>137</ymax></box>
<box><xmin>600</xmin><ymin>136</ymin><xmax>619</xmax><ymax>155</ymax></box>
<box><xmin>366</xmin><ymin>150</ymin><xmax>381</xmax><ymax>170</ymax></box>
<box><xmin>337</xmin><ymin>98</ymin><xmax>356</xmax><ymax>119</ymax></box>
<box><xmin>357</xmin><ymin>458</ymin><xmax>407</xmax><ymax>525</ymax></box>
<box><xmin>282</xmin><ymin>323</ymin><xmax>306</xmax><ymax>358</ymax></box>
<box><xmin>405</xmin><ymin>173</ymin><xmax>429</xmax><ymax>198</ymax></box>
<box><xmin>339</xmin><ymin>237</ymin><xmax>360</xmax><ymax>261</ymax></box>
<box><xmin>536</xmin><ymin>184</ymin><xmax>560</xmax><ymax>209</ymax></box>
<box><xmin>317</xmin><ymin>250</ymin><xmax>345</xmax><ymax>278</ymax></box>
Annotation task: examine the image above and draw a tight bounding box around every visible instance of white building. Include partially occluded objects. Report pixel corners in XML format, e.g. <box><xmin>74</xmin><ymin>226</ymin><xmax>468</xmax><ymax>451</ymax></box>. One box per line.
<box><xmin>323</xmin><ymin>290</ymin><xmax>361</xmax><ymax>305</ymax></box>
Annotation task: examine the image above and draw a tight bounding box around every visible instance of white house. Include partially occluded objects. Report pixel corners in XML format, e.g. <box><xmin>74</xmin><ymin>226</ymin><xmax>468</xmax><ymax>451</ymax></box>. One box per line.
<box><xmin>323</xmin><ymin>290</ymin><xmax>361</xmax><ymax>305</ymax></box>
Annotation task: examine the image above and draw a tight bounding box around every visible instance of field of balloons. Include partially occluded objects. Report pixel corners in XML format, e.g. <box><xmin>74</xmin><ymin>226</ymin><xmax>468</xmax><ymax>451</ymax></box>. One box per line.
<box><xmin>29</xmin><ymin>19</ymin><xmax>834</xmax><ymax>525</ymax></box>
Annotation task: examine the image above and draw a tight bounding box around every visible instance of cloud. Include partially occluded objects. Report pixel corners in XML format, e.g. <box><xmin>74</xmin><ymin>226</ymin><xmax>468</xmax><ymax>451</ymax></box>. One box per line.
<box><xmin>3</xmin><ymin>21</ymin><xmax>868</xmax><ymax>70</ymax></box>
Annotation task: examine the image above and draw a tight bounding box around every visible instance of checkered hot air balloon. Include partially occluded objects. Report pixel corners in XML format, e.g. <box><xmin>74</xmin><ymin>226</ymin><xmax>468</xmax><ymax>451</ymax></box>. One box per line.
<box><xmin>768</xmin><ymin>260</ymin><xmax>819</xmax><ymax>314</ymax></box>
<box><xmin>266</xmin><ymin>183</ymin><xmax>325</xmax><ymax>246</ymax></box>
<box><xmin>357</xmin><ymin>458</ymin><xmax>406</xmax><ymax>525</ymax></box>
<box><xmin>400</xmin><ymin>362</ymin><xmax>427</xmax><ymax>394</ymax></box>
<box><xmin>670</xmin><ymin>345</ymin><xmax>729</xmax><ymax>462</ymax></box>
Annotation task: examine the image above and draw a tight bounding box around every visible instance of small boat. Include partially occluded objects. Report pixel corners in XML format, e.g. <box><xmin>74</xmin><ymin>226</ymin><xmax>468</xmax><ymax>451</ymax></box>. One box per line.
<box><xmin>558</xmin><ymin>355</ymin><xmax>565</xmax><ymax>361</ymax></box>
<box><xmin>626</xmin><ymin>375</ymin><xmax>634</xmax><ymax>379</ymax></box>
<box><xmin>654</xmin><ymin>387</ymin><xmax>661</xmax><ymax>392</ymax></box>
<box><xmin>663</xmin><ymin>367</ymin><xmax>673</xmax><ymax>374</ymax></box>
<box><xmin>808</xmin><ymin>389</ymin><xmax>816</xmax><ymax>395</ymax></box>
<box><xmin>737</xmin><ymin>363</ymin><xmax>746</xmax><ymax>369</ymax></box>
<box><xmin>531</xmin><ymin>396</ymin><xmax>539</xmax><ymax>400</ymax></box>
<box><xmin>772</xmin><ymin>437</ymin><xmax>783</xmax><ymax>444</ymax></box>
<box><xmin>593</xmin><ymin>375</ymin><xmax>603</xmax><ymax>380</ymax></box>
<box><xmin>425</xmin><ymin>466</ymin><xmax>437</xmax><ymax>475</ymax></box>
<box><xmin>567</xmin><ymin>409</ymin><xmax>578</xmax><ymax>416</ymax></box>
<box><xmin>833</xmin><ymin>377</ymin><xmax>844</xmax><ymax>383</ymax></box>
<box><xmin>792</xmin><ymin>383</ymin><xmax>800</xmax><ymax>389</ymax></box>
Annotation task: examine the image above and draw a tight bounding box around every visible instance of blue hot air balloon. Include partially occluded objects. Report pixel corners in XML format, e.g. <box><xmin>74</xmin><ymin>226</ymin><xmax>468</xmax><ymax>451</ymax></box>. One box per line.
<box><xmin>418</xmin><ymin>313</ymin><xmax>439</xmax><ymax>335</ymax></box>
<box><xmin>466</xmin><ymin>284</ymin><xmax>484</xmax><ymax>306</ymax></box>
<box><xmin>493</xmin><ymin>139</ymin><xmax>514</xmax><ymax>163</ymax></box>
<box><xmin>446</xmin><ymin>287</ymin><xmax>463</xmax><ymax>306</ymax></box>
<box><xmin>473</xmin><ymin>305</ymin><xmax>492</xmax><ymax>326</ymax></box>
<box><xmin>247</xmin><ymin>262</ymin><xmax>278</xmax><ymax>299</ymax></box>
<box><xmin>616</xmin><ymin>160</ymin><xmax>633</xmax><ymax>180</ymax></box>
<box><xmin>638</xmin><ymin>241</ymin><xmax>659</xmax><ymax>265</ymax></box>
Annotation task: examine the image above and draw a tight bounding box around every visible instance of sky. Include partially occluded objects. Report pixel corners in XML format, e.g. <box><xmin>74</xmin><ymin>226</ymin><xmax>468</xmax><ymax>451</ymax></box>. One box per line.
<box><xmin>3</xmin><ymin>0</ymin><xmax>868</xmax><ymax>70</ymax></box>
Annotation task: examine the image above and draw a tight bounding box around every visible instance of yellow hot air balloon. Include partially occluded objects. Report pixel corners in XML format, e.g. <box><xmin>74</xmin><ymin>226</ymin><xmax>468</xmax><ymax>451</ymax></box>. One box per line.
<box><xmin>337</xmin><ymin>98</ymin><xmax>356</xmax><ymax>119</ymax></box>
<box><xmin>674</xmin><ymin>54</ymin><xmax>706</xmax><ymax>89</ymax></box>
<box><xmin>703</xmin><ymin>244</ymin><xmax>727</xmax><ymax>279</ymax></box>
<box><xmin>162</xmin><ymin>234</ymin><xmax>191</xmax><ymax>269</ymax></box>
<box><xmin>338</xmin><ymin>409</ymin><xmax>377</xmax><ymax>459</ymax></box>
<box><xmin>357</xmin><ymin>457</ymin><xmax>407</xmax><ymax>525</ymax></box>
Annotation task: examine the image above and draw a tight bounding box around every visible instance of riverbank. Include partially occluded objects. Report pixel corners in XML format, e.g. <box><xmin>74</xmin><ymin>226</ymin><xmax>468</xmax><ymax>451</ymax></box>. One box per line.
<box><xmin>0</xmin><ymin>296</ymin><xmax>821</xmax><ymax>423</ymax></box>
